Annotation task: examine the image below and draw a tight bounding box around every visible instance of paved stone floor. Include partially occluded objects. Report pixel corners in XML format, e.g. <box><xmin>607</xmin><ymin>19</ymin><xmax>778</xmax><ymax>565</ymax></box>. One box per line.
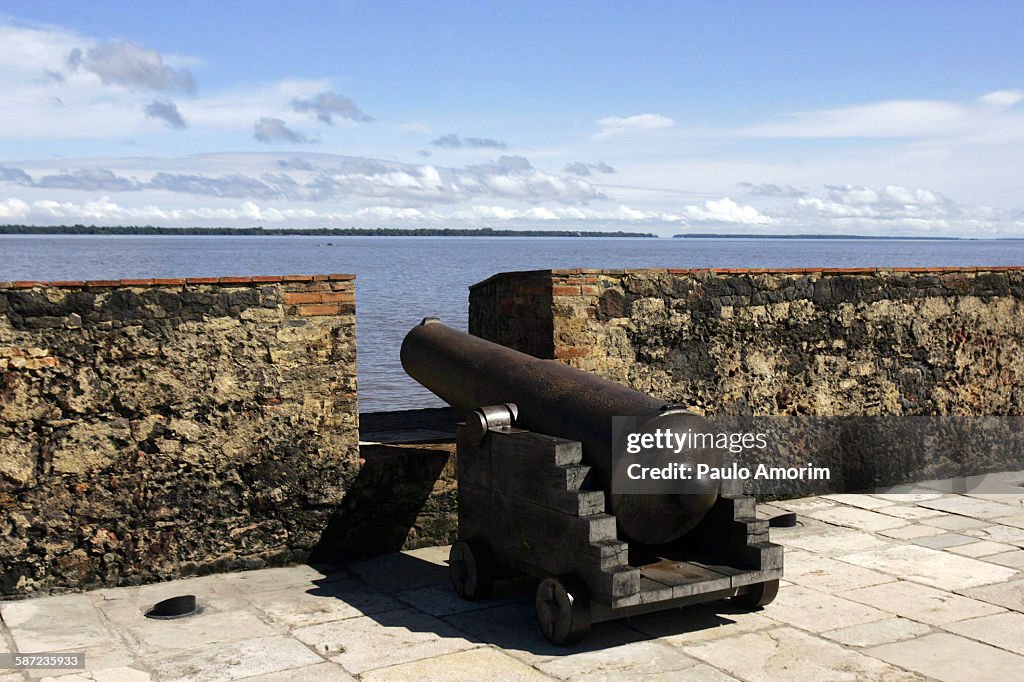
<box><xmin>2</xmin><ymin>477</ymin><xmax>1024</xmax><ymax>681</ymax></box>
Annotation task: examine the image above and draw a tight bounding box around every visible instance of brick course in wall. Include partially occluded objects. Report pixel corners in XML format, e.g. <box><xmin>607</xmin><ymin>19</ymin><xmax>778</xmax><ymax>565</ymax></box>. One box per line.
<box><xmin>0</xmin><ymin>275</ymin><xmax>358</xmax><ymax>597</ymax></box>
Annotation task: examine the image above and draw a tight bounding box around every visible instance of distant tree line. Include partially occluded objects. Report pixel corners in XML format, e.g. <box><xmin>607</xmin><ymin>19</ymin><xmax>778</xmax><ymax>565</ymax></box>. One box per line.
<box><xmin>0</xmin><ymin>224</ymin><xmax>657</xmax><ymax>238</ymax></box>
<box><xmin>674</xmin><ymin>233</ymin><xmax>967</xmax><ymax>240</ymax></box>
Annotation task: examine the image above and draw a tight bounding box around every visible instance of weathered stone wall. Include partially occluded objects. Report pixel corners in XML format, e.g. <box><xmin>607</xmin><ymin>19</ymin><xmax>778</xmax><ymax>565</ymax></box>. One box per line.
<box><xmin>470</xmin><ymin>267</ymin><xmax>1024</xmax><ymax>417</ymax></box>
<box><xmin>0</xmin><ymin>275</ymin><xmax>358</xmax><ymax>596</ymax></box>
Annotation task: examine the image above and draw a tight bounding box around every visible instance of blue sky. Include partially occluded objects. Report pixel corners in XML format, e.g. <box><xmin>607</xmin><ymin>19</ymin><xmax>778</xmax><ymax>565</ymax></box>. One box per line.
<box><xmin>1</xmin><ymin>2</ymin><xmax>1022</xmax><ymax>235</ymax></box>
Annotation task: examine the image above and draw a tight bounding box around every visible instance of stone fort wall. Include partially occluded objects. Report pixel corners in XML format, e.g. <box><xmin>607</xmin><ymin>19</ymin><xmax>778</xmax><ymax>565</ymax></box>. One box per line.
<box><xmin>470</xmin><ymin>267</ymin><xmax>1024</xmax><ymax>416</ymax></box>
<box><xmin>0</xmin><ymin>275</ymin><xmax>358</xmax><ymax>596</ymax></box>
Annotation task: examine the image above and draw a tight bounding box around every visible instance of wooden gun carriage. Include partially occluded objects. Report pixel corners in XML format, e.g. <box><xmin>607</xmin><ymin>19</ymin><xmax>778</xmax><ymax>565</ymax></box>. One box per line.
<box><xmin>402</xmin><ymin>319</ymin><xmax>781</xmax><ymax>644</ymax></box>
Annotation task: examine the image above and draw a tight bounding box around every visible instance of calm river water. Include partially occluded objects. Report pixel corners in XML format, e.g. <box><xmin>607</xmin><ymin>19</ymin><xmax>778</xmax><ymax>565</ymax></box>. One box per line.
<box><xmin>2</xmin><ymin>235</ymin><xmax>1022</xmax><ymax>411</ymax></box>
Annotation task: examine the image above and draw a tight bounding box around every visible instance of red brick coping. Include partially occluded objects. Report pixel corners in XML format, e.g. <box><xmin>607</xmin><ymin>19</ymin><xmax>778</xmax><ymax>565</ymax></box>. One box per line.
<box><xmin>0</xmin><ymin>274</ymin><xmax>356</xmax><ymax>289</ymax></box>
<box><xmin>471</xmin><ymin>266</ymin><xmax>1023</xmax><ymax>289</ymax></box>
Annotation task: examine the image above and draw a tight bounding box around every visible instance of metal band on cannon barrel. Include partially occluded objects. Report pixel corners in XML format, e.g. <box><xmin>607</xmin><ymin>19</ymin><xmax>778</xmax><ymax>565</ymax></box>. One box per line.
<box><xmin>400</xmin><ymin>318</ymin><xmax>723</xmax><ymax>545</ymax></box>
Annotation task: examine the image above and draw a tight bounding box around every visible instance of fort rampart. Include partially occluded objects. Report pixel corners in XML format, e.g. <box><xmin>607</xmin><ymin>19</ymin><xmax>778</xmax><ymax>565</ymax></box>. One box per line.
<box><xmin>469</xmin><ymin>267</ymin><xmax>1024</xmax><ymax>417</ymax></box>
<box><xmin>0</xmin><ymin>276</ymin><xmax>358</xmax><ymax>596</ymax></box>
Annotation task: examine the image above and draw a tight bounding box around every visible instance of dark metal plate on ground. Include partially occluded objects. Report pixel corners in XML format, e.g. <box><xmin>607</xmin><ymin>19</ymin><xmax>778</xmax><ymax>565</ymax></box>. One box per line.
<box><xmin>145</xmin><ymin>595</ymin><xmax>201</xmax><ymax>620</ymax></box>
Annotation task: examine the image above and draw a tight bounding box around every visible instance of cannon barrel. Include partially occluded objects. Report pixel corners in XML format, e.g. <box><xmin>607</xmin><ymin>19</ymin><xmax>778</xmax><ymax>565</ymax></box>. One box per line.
<box><xmin>400</xmin><ymin>318</ymin><xmax>722</xmax><ymax>545</ymax></box>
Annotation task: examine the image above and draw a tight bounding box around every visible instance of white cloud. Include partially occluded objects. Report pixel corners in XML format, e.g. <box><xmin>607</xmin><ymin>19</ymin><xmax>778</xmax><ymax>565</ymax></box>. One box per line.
<box><xmin>598</xmin><ymin>113</ymin><xmax>675</xmax><ymax>131</ymax></box>
<box><xmin>742</xmin><ymin>90</ymin><xmax>1024</xmax><ymax>141</ymax></box>
<box><xmin>594</xmin><ymin>113</ymin><xmax>675</xmax><ymax>139</ymax></box>
<box><xmin>67</xmin><ymin>40</ymin><xmax>196</xmax><ymax>93</ymax></box>
<box><xmin>744</xmin><ymin>100</ymin><xmax>968</xmax><ymax>138</ymax></box>
<box><xmin>787</xmin><ymin>182</ymin><xmax>1024</xmax><ymax>236</ymax></box>
<box><xmin>979</xmin><ymin>90</ymin><xmax>1023</xmax><ymax>109</ymax></box>
<box><xmin>0</xmin><ymin>22</ymin><xmax>350</xmax><ymax>141</ymax></box>
<box><xmin>682</xmin><ymin>197</ymin><xmax>773</xmax><ymax>225</ymax></box>
<box><xmin>0</xmin><ymin>197</ymin><xmax>30</xmax><ymax>219</ymax></box>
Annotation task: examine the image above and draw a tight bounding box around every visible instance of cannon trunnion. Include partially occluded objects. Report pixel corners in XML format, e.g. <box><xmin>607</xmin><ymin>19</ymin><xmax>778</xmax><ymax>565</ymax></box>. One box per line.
<box><xmin>401</xmin><ymin>319</ymin><xmax>782</xmax><ymax>644</ymax></box>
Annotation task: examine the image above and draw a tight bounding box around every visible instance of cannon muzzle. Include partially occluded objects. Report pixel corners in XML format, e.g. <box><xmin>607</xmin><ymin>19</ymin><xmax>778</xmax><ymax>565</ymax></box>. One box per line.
<box><xmin>401</xmin><ymin>318</ymin><xmax>723</xmax><ymax>544</ymax></box>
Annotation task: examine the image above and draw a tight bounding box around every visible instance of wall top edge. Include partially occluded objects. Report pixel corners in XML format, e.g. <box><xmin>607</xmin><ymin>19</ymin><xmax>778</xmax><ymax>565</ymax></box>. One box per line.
<box><xmin>0</xmin><ymin>274</ymin><xmax>356</xmax><ymax>290</ymax></box>
<box><xmin>469</xmin><ymin>266</ymin><xmax>1024</xmax><ymax>289</ymax></box>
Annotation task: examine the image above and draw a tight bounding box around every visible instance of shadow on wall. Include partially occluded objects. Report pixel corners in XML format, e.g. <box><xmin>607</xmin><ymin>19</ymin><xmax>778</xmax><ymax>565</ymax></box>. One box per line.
<box><xmin>310</xmin><ymin>441</ymin><xmax>458</xmax><ymax>563</ymax></box>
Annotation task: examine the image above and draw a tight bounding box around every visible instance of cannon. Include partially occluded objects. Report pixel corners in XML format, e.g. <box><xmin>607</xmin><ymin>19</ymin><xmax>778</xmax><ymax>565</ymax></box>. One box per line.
<box><xmin>402</xmin><ymin>318</ymin><xmax>781</xmax><ymax>644</ymax></box>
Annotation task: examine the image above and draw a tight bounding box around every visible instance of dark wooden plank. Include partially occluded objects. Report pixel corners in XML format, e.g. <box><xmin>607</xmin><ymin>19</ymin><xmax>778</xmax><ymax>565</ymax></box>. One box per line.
<box><xmin>583</xmin><ymin>539</ymin><xmax>630</xmax><ymax>570</ymax></box>
<box><xmin>637</xmin><ymin>576</ymin><xmax>674</xmax><ymax>604</ymax></box>
<box><xmin>731</xmin><ymin>567</ymin><xmax>784</xmax><ymax>587</ymax></box>
<box><xmin>733</xmin><ymin>517</ymin><xmax>770</xmax><ymax>535</ymax></box>
<box><xmin>499</xmin><ymin>430</ymin><xmax>584</xmax><ymax>466</ymax></box>
<box><xmin>640</xmin><ymin>560</ymin><xmax>733</xmax><ymax>598</ymax></box>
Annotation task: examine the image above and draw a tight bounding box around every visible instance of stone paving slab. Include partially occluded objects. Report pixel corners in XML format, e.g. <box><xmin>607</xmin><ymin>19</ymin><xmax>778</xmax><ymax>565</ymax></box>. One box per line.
<box><xmin>442</xmin><ymin>602</ymin><xmax>644</xmax><ymax>666</ymax></box>
<box><xmin>147</xmin><ymin>635</ymin><xmax>323</xmax><ymax>682</ymax></box>
<box><xmin>839</xmin><ymin>544</ymin><xmax>1018</xmax><ymax>589</ymax></box>
<box><xmin>982</xmin><ymin>549</ymin><xmax>1024</xmax><ymax>569</ymax></box>
<box><xmin>775</xmin><ymin>526</ymin><xmax>893</xmax><ymax>555</ymax></box>
<box><xmin>237</xmin><ymin>662</ymin><xmax>355</xmax><ymax>681</ymax></box>
<box><xmin>777</xmin><ymin>551</ymin><xmax>895</xmax><ymax>592</ymax></box>
<box><xmin>963</xmin><ymin>523</ymin><xmax>1024</xmax><ymax>546</ymax></box>
<box><xmin>683</xmin><ymin>626</ymin><xmax>921</xmax><ymax>682</ymax></box>
<box><xmin>820</xmin><ymin>617</ymin><xmax>932</xmax><ymax>648</ymax></box>
<box><xmin>757</xmin><ymin>584</ymin><xmax>891</xmax><ymax>633</ymax></box>
<box><xmin>838</xmin><ymin>580</ymin><xmax>1006</xmax><ymax>625</ymax></box>
<box><xmin>3</xmin><ymin>487</ymin><xmax>1024</xmax><ymax>681</ymax></box>
<box><xmin>947</xmin><ymin>539</ymin><xmax>1019</xmax><ymax>557</ymax></box>
<box><xmin>874</xmin><ymin>505</ymin><xmax>946</xmax><ymax>521</ymax></box>
<box><xmin>822</xmin><ymin>493</ymin><xmax>895</xmax><ymax>510</ymax></box>
<box><xmin>957</xmin><ymin>577</ymin><xmax>1024</xmax><ymax>612</ymax></box>
<box><xmin>943</xmin><ymin>611</ymin><xmax>1024</xmax><ymax>656</ymax></box>
<box><xmin>624</xmin><ymin>604</ymin><xmax>777</xmax><ymax>645</ymax></box>
<box><xmin>918</xmin><ymin>496</ymin><xmax>1024</xmax><ymax>520</ymax></box>
<box><xmin>534</xmin><ymin>640</ymin><xmax>701</xmax><ymax>680</ymax></box>
<box><xmin>993</xmin><ymin>513</ymin><xmax>1024</xmax><ymax>529</ymax></box>
<box><xmin>239</xmin><ymin>578</ymin><xmax>403</xmax><ymax>628</ymax></box>
<box><xmin>911</xmin><ymin>532</ymin><xmax>978</xmax><ymax>549</ymax></box>
<box><xmin>291</xmin><ymin>609</ymin><xmax>481</xmax><ymax>674</ymax></box>
<box><xmin>868</xmin><ymin>632</ymin><xmax>1024</xmax><ymax>682</ymax></box>
<box><xmin>361</xmin><ymin>647</ymin><xmax>552</xmax><ymax>682</ymax></box>
<box><xmin>802</xmin><ymin>506</ymin><xmax>909</xmax><ymax>532</ymax></box>
<box><xmin>919</xmin><ymin>514</ymin><xmax>989</xmax><ymax>531</ymax></box>
<box><xmin>877</xmin><ymin>524</ymin><xmax>945</xmax><ymax>540</ymax></box>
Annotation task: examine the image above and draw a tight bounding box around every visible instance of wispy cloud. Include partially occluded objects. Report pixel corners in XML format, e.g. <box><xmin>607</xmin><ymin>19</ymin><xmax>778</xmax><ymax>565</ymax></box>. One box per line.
<box><xmin>430</xmin><ymin>134</ymin><xmax>507</xmax><ymax>149</ymax></box>
<box><xmin>0</xmin><ymin>153</ymin><xmax>602</xmax><ymax>207</ymax></box>
<box><xmin>595</xmin><ymin>113</ymin><xmax>675</xmax><ymax>139</ymax></box>
<box><xmin>34</xmin><ymin>168</ymin><xmax>140</xmax><ymax>192</ymax></box>
<box><xmin>738</xmin><ymin>182</ymin><xmax>807</xmax><ymax>198</ymax></box>
<box><xmin>397</xmin><ymin>122</ymin><xmax>431</xmax><ymax>135</ymax></box>
<box><xmin>565</xmin><ymin>161</ymin><xmax>615</xmax><ymax>176</ymax></box>
<box><xmin>291</xmin><ymin>91</ymin><xmax>371</xmax><ymax>125</ymax></box>
<box><xmin>741</xmin><ymin>90</ymin><xmax>1024</xmax><ymax>140</ymax></box>
<box><xmin>253</xmin><ymin>118</ymin><xmax>313</xmax><ymax>144</ymax></box>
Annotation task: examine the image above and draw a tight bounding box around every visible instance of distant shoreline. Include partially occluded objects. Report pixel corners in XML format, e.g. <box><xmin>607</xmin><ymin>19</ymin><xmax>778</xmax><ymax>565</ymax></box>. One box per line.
<box><xmin>673</xmin><ymin>233</ymin><xmax>1015</xmax><ymax>241</ymax></box>
<box><xmin>2</xmin><ymin>225</ymin><xmax>1021</xmax><ymax>240</ymax></box>
<box><xmin>0</xmin><ymin>225</ymin><xmax>655</xmax><ymax>238</ymax></box>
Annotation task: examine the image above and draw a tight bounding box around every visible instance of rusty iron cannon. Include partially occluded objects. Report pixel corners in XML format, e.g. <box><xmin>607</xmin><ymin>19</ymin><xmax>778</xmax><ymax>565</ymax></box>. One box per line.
<box><xmin>401</xmin><ymin>318</ymin><xmax>781</xmax><ymax>644</ymax></box>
